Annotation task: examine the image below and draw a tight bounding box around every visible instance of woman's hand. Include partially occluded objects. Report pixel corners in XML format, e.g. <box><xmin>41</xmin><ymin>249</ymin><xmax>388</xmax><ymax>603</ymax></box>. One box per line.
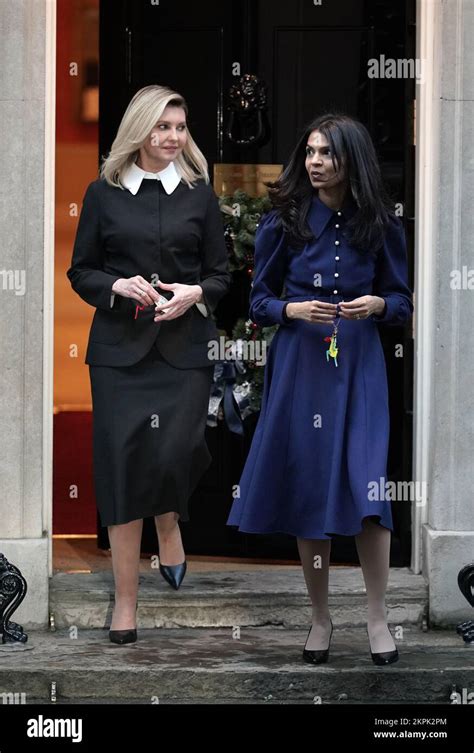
<box><xmin>286</xmin><ymin>300</ymin><xmax>338</xmax><ymax>324</ymax></box>
<box><xmin>153</xmin><ymin>281</ymin><xmax>203</xmax><ymax>322</ymax></box>
<box><xmin>111</xmin><ymin>276</ymin><xmax>161</xmax><ymax>306</ymax></box>
<box><xmin>339</xmin><ymin>295</ymin><xmax>385</xmax><ymax>320</ymax></box>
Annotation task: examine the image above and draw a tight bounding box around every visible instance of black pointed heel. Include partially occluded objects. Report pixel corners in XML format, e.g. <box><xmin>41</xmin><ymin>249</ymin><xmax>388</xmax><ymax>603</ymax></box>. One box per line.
<box><xmin>367</xmin><ymin>627</ymin><xmax>399</xmax><ymax>665</ymax></box>
<box><xmin>159</xmin><ymin>561</ymin><xmax>187</xmax><ymax>590</ymax></box>
<box><xmin>109</xmin><ymin>628</ymin><xmax>137</xmax><ymax>645</ymax></box>
<box><xmin>303</xmin><ymin>620</ymin><xmax>333</xmax><ymax>664</ymax></box>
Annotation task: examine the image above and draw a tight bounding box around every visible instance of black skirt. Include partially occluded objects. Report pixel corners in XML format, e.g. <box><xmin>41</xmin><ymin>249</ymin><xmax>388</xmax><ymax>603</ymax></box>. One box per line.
<box><xmin>89</xmin><ymin>342</ymin><xmax>214</xmax><ymax>526</ymax></box>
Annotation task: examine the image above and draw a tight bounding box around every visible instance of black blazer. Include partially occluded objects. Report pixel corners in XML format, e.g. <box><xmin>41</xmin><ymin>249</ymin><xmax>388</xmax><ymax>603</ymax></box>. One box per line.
<box><xmin>67</xmin><ymin>176</ymin><xmax>231</xmax><ymax>368</ymax></box>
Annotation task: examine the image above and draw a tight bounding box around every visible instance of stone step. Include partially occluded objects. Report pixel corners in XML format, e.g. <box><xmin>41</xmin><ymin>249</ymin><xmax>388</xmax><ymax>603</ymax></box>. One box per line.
<box><xmin>49</xmin><ymin>567</ymin><xmax>428</xmax><ymax>629</ymax></box>
<box><xmin>0</xmin><ymin>627</ymin><xmax>472</xmax><ymax>704</ymax></box>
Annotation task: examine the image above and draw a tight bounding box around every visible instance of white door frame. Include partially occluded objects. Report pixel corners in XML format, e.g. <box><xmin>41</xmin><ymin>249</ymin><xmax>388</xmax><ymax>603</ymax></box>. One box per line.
<box><xmin>412</xmin><ymin>0</ymin><xmax>439</xmax><ymax>574</ymax></box>
<box><xmin>44</xmin><ymin>0</ymin><xmax>56</xmax><ymax>579</ymax></box>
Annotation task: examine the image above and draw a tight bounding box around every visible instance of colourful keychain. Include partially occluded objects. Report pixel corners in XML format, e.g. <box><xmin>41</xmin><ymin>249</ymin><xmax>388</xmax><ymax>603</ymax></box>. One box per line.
<box><xmin>324</xmin><ymin>331</ymin><xmax>339</xmax><ymax>366</ymax></box>
<box><xmin>323</xmin><ymin>304</ymin><xmax>341</xmax><ymax>367</ymax></box>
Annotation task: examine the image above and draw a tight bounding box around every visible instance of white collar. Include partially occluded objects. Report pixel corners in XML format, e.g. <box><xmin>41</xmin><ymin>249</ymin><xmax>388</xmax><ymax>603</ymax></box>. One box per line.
<box><xmin>121</xmin><ymin>160</ymin><xmax>181</xmax><ymax>195</ymax></box>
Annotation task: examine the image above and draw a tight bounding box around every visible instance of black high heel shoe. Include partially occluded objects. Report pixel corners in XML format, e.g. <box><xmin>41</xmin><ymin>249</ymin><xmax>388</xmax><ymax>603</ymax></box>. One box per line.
<box><xmin>109</xmin><ymin>602</ymin><xmax>138</xmax><ymax>644</ymax></box>
<box><xmin>159</xmin><ymin>561</ymin><xmax>187</xmax><ymax>590</ymax></box>
<box><xmin>109</xmin><ymin>628</ymin><xmax>137</xmax><ymax>645</ymax></box>
<box><xmin>367</xmin><ymin>626</ymin><xmax>399</xmax><ymax>665</ymax></box>
<box><xmin>303</xmin><ymin>620</ymin><xmax>333</xmax><ymax>664</ymax></box>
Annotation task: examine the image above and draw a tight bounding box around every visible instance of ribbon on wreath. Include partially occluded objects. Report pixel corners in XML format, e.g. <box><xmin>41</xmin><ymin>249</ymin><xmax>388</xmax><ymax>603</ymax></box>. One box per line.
<box><xmin>207</xmin><ymin>361</ymin><xmax>252</xmax><ymax>435</ymax></box>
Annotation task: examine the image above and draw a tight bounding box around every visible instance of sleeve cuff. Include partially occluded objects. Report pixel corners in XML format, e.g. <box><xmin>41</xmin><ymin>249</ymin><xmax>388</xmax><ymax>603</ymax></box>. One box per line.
<box><xmin>371</xmin><ymin>296</ymin><xmax>412</xmax><ymax>325</ymax></box>
<box><xmin>264</xmin><ymin>298</ymin><xmax>291</xmax><ymax>325</ymax></box>
<box><xmin>372</xmin><ymin>298</ymin><xmax>389</xmax><ymax>322</ymax></box>
<box><xmin>195</xmin><ymin>302</ymin><xmax>209</xmax><ymax>317</ymax></box>
<box><xmin>281</xmin><ymin>302</ymin><xmax>292</xmax><ymax>324</ymax></box>
<box><xmin>110</xmin><ymin>291</ymin><xmax>123</xmax><ymax>310</ymax></box>
<box><xmin>100</xmin><ymin>275</ymin><xmax>122</xmax><ymax>311</ymax></box>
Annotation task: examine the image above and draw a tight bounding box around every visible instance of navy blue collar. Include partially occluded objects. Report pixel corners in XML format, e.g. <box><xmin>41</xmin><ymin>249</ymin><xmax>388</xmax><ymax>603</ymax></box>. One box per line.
<box><xmin>307</xmin><ymin>192</ymin><xmax>358</xmax><ymax>240</ymax></box>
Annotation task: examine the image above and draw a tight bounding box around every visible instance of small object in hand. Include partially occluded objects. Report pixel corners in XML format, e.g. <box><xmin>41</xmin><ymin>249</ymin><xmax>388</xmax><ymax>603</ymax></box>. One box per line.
<box><xmin>155</xmin><ymin>293</ymin><xmax>170</xmax><ymax>314</ymax></box>
<box><xmin>134</xmin><ymin>294</ymin><xmax>169</xmax><ymax>319</ymax></box>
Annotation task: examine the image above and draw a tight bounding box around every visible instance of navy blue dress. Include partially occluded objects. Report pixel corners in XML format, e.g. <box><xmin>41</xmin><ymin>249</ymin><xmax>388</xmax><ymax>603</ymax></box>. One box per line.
<box><xmin>227</xmin><ymin>194</ymin><xmax>413</xmax><ymax>539</ymax></box>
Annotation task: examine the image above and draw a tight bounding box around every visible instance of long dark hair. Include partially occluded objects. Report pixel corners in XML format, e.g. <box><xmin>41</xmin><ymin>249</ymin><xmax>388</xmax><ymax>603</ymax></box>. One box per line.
<box><xmin>267</xmin><ymin>113</ymin><xmax>396</xmax><ymax>252</ymax></box>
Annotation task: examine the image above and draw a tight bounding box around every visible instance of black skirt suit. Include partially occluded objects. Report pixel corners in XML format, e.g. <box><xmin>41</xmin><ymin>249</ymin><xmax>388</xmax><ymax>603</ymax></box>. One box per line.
<box><xmin>67</xmin><ymin>163</ymin><xmax>231</xmax><ymax>526</ymax></box>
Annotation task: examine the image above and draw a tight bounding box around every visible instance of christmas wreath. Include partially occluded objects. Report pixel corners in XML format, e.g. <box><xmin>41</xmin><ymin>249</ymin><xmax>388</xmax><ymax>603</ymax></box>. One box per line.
<box><xmin>219</xmin><ymin>189</ymin><xmax>272</xmax><ymax>274</ymax></box>
<box><xmin>207</xmin><ymin>190</ymin><xmax>278</xmax><ymax>431</ymax></box>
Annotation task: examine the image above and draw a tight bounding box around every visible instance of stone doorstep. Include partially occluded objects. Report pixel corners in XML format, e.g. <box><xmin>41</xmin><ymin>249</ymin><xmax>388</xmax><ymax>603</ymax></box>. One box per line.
<box><xmin>49</xmin><ymin>567</ymin><xmax>429</xmax><ymax>629</ymax></box>
<box><xmin>0</xmin><ymin>627</ymin><xmax>472</xmax><ymax>705</ymax></box>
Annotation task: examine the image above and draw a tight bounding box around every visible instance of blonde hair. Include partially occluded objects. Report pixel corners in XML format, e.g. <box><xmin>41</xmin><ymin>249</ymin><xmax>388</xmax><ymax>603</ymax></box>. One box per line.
<box><xmin>100</xmin><ymin>85</ymin><xmax>209</xmax><ymax>188</ymax></box>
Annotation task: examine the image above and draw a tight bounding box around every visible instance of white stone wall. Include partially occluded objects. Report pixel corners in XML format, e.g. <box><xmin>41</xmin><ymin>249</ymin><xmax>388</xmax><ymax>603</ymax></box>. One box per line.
<box><xmin>0</xmin><ymin>0</ymin><xmax>52</xmax><ymax>628</ymax></box>
<box><xmin>417</xmin><ymin>0</ymin><xmax>474</xmax><ymax>625</ymax></box>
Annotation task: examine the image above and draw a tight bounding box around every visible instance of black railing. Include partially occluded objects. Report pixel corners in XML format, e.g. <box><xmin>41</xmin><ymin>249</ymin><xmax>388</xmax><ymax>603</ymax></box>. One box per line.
<box><xmin>456</xmin><ymin>563</ymin><xmax>474</xmax><ymax>644</ymax></box>
<box><xmin>0</xmin><ymin>553</ymin><xmax>28</xmax><ymax>643</ymax></box>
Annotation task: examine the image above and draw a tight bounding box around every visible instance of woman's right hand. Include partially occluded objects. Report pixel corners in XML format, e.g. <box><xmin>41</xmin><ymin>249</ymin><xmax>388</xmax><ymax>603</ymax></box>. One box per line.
<box><xmin>286</xmin><ymin>300</ymin><xmax>338</xmax><ymax>324</ymax></box>
<box><xmin>111</xmin><ymin>276</ymin><xmax>161</xmax><ymax>306</ymax></box>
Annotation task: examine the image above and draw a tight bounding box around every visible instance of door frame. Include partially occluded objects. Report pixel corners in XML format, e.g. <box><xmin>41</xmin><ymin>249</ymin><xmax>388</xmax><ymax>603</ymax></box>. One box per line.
<box><xmin>44</xmin><ymin>0</ymin><xmax>56</xmax><ymax>578</ymax></box>
<box><xmin>411</xmin><ymin>0</ymin><xmax>438</xmax><ymax>574</ymax></box>
<box><xmin>44</xmin><ymin>0</ymin><xmax>431</xmax><ymax>576</ymax></box>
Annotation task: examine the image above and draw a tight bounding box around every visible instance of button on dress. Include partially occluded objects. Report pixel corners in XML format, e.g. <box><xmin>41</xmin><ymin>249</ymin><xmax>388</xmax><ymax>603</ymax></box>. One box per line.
<box><xmin>227</xmin><ymin>194</ymin><xmax>413</xmax><ymax>539</ymax></box>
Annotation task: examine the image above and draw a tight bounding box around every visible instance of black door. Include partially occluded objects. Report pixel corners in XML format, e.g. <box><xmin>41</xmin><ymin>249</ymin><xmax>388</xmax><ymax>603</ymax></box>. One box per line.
<box><xmin>98</xmin><ymin>0</ymin><xmax>415</xmax><ymax>565</ymax></box>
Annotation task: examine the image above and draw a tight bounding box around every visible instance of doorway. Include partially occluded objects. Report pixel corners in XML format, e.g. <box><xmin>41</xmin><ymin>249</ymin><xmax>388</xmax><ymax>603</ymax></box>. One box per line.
<box><xmin>54</xmin><ymin>0</ymin><xmax>415</xmax><ymax>567</ymax></box>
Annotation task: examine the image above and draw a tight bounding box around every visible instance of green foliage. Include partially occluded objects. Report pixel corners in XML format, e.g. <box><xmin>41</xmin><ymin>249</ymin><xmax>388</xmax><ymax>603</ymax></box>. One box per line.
<box><xmin>218</xmin><ymin>189</ymin><xmax>275</xmax><ymax>412</ymax></box>
<box><xmin>219</xmin><ymin>190</ymin><xmax>272</xmax><ymax>273</ymax></box>
<box><xmin>231</xmin><ymin>317</ymin><xmax>278</xmax><ymax>413</ymax></box>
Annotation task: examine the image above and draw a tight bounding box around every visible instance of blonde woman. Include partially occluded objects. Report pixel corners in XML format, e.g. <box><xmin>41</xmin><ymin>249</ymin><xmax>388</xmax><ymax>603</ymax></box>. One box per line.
<box><xmin>67</xmin><ymin>85</ymin><xmax>231</xmax><ymax>644</ymax></box>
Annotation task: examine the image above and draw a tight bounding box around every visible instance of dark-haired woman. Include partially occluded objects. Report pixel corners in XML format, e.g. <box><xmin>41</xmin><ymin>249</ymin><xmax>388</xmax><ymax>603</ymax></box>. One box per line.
<box><xmin>227</xmin><ymin>114</ymin><xmax>413</xmax><ymax>665</ymax></box>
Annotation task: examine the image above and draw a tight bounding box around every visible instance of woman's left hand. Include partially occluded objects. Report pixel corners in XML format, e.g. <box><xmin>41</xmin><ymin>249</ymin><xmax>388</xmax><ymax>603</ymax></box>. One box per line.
<box><xmin>153</xmin><ymin>281</ymin><xmax>203</xmax><ymax>322</ymax></box>
<box><xmin>338</xmin><ymin>295</ymin><xmax>386</xmax><ymax>320</ymax></box>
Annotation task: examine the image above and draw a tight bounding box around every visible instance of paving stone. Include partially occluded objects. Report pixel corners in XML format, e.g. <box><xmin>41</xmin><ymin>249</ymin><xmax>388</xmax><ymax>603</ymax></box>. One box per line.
<box><xmin>0</xmin><ymin>626</ymin><xmax>472</xmax><ymax>705</ymax></box>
